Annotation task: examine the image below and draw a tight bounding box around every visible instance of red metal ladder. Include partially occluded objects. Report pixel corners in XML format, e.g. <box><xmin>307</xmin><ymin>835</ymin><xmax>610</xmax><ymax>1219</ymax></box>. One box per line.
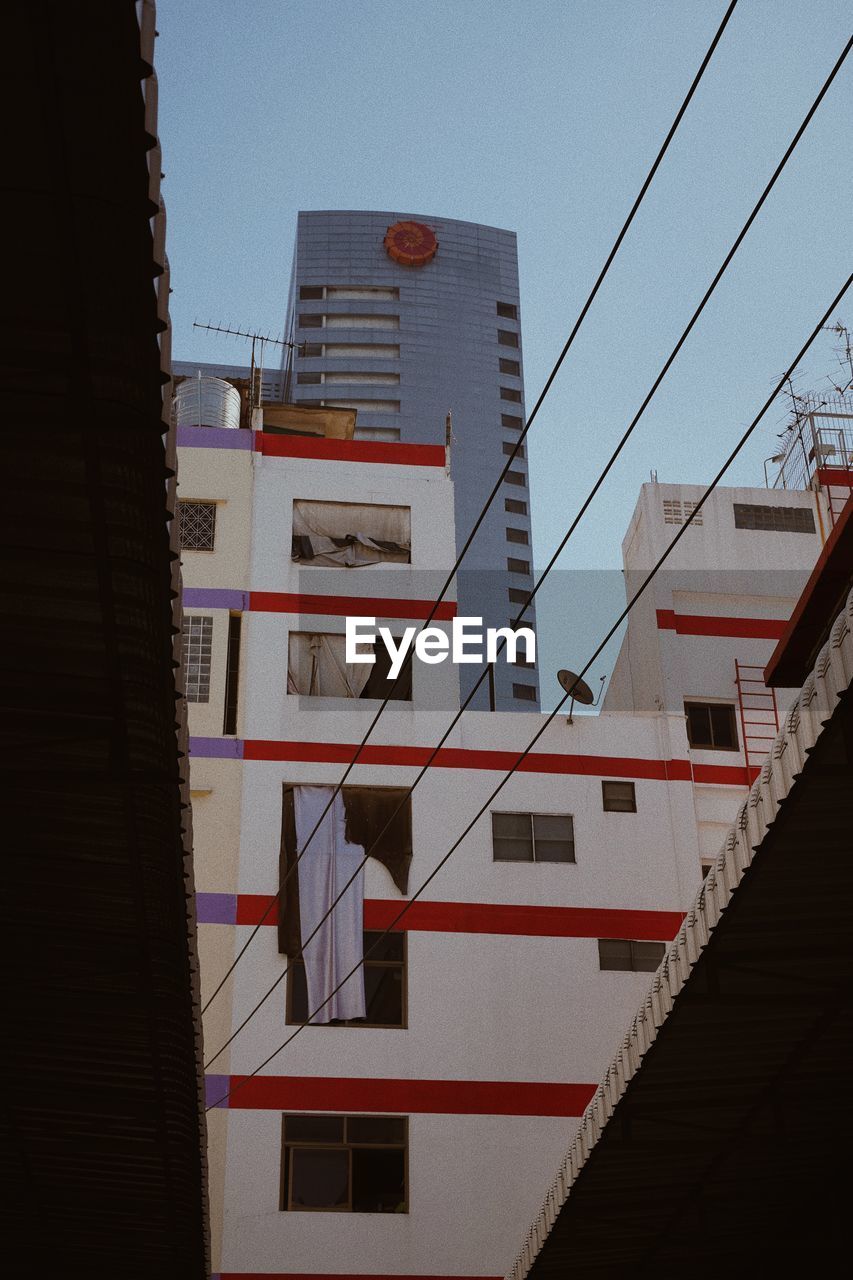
<box><xmin>734</xmin><ymin>660</ymin><xmax>779</xmax><ymax>776</ymax></box>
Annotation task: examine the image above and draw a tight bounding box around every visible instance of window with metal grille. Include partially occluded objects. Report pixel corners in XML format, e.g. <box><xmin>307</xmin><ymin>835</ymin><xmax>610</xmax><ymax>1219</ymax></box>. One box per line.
<box><xmin>505</xmin><ymin>498</ymin><xmax>527</xmax><ymax>515</ymax></box>
<box><xmin>182</xmin><ymin>615</ymin><xmax>213</xmax><ymax>703</ymax></box>
<box><xmin>513</xmin><ymin>682</ymin><xmax>537</xmax><ymax>701</ymax></box>
<box><xmin>598</xmin><ymin>939</ymin><xmax>665</xmax><ymax>972</ymax></box>
<box><xmin>503</xmin><ymin>441</ymin><xmax>525</xmax><ymax>457</ymax></box>
<box><xmin>500</xmin><ymin>386</ymin><xmax>522</xmax><ymax>403</ymax></box>
<box><xmin>177</xmin><ymin>500</ymin><xmax>216</xmax><ymax>551</ymax></box>
<box><xmin>507</xmin><ymin>557</ymin><xmax>530</xmax><ymax>575</ymax></box>
<box><xmin>506</xmin><ymin>527</ymin><xmax>529</xmax><ymax>545</ymax></box>
<box><xmin>287</xmin><ymin>930</ymin><xmax>405</xmax><ymax>1028</ymax></box>
<box><xmin>496</xmin><ymin>301</ymin><xmax>518</xmax><ymax>319</ymax></box>
<box><xmin>499</xmin><ymin>358</ymin><xmax>520</xmax><ymax>375</ymax></box>
<box><xmin>492</xmin><ymin>812</ymin><xmax>574</xmax><ymax>862</ymax></box>
<box><xmin>299</xmin><ymin>285</ymin><xmax>324</xmax><ymax>299</ymax></box>
<box><xmin>684</xmin><ymin>701</ymin><xmax>739</xmax><ymax>751</ymax></box>
<box><xmin>602</xmin><ymin>780</ymin><xmax>636</xmax><ymax>812</ymax></box>
<box><xmin>497</xmin><ymin>329</ymin><xmax>519</xmax><ymax>348</ymax></box>
<box><xmin>502</xmin><ymin>413</ymin><xmax>523</xmax><ymax>430</ymax></box>
<box><xmin>733</xmin><ymin>503</ymin><xmax>815</xmax><ymax>533</ymax></box>
<box><xmin>298</xmin><ymin>313</ymin><xmax>323</xmax><ymax>328</ymax></box>
<box><xmin>662</xmin><ymin>498</ymin><xmax>703</xmax><ymax>526</ymax></box>
<box><xmin>281</xmin><ymin>1114</ymin><xmax>407</xmax><ymax>1212</ymax></box>
<box><xmin>505</xmin><ymin>470</ymin><xmax>526</xmax><ymax>487</ymax></box>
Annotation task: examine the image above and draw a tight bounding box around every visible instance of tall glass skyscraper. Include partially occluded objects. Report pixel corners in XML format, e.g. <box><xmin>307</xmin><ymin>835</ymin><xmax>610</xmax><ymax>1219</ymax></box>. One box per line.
<box><xmin>282</xmin><ymin>210</ymin><xmax>539</xmax><ymax>711</ymax></box>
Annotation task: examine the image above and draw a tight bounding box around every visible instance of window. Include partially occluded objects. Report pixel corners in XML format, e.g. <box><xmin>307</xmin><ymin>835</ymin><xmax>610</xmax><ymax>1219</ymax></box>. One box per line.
<box><xmin>299</xmin><ymin>285</ymin><xmax>324</xmax><ymax>300</ymax></box>
<box><xmin>296</xmin><ymin>371</ymin><xmax>322</xmax><ymax>384</ymax></box>
<box><xmin>222</xmin><ymin>613</ymin><xmax>242</xmax><ymax>735</ymax></box>
<box><xmin>513</xmin><ymin>683</ymin><xmax>537</xmax><ymax>701</ymax></box>
<box><xmin>505</xmin><ymin>498</ymin><xmax>527</xmax><ymax>515</ymax></box>
<box><xmin>598</xmin><ymin>939</ymin><xmax>665</xmax><ymax>972</ymax></box>
<box><xmin>288</xmin><ymin>931</ymin><xmax>406</xmax><ymax>1027</ymax></box>
<box><xmin>323</xmin><ymin>342</ymin><xmax>400</xmax><ymax>360</ymax></box>
<box><xmin>602</xmin><ymin>780</ymin><xmax>636</xmax><ymax>812</ymax></box>
<box><xmin>288</xmin><ymin>632</ymin><xmax>412</xmax><ymax>700</ymax></box>
<box><xmin>182</xmin><ymin>615</ymin><xmax>213</xmax><ymax>703</ymax></box>
<box><xmin>326</xmin><ymin>286</ymin><xmax>399</xmax><ymax>301</ymax></box>
<box><xmin>501</xmin><ymin>413</ymin><xmax>523</xmax><ymax>430</ymax></box>
<box><xmin>505</xmin><ymin>470</ymin><xmax>526</xmax><ymax>487</ymax></box>
<box><xmin>508</xmin><ymin>587</ymin><xmax>529</xmax><ymax>604</ymax></box>
<box><xmin>298</xmin><ymin>312</ymin><xmax>323</xmax><ymax>328</ymax></box>
<box><xmin>492</xmin><ymin>812</ymin><xmax>575</xmax><ymax>862</ymax></box>
<box><xmin>685</xmin><ymin>701</ymin><xmax>739</xmax><ymax>751</ymax></box>
<box><xmin>497</xmin><ymin>301</ymin><xmax>518</xmax><ymax>319</ymax></box>
<box><xmin>298</xmin><ymin>342</ymin><xmax>323</xmax><ymax>357</ymax></box>
<box><xmin>503</xmin><ymin>441</ymin><xmax>525</xmax><ymax>457</ymax></box>
<box><xmin>324</xmin><ymin>314</ymin><xmax>399</xmax><ymax>329</ymax></box>
<box><xmin>662</xmin><ymin>498</ymin><xmax>703</xmax><ymax>526</ymax></box>
<box><xmin>733</xmin><ymin>503</ymin><xmax>815</xmax><ymax>533</ymax></box>
<box><xmin>177</xmin><ymin>500</ymin><xmax>216</xmax><ymax>551</ymax></box>
<box><xmin>497</xmin><ymin>329</ymin><xmax>519</xmax><ymax>348</ymax></box>
<box><xmin>507</xmin><ymin>556</ymin><xmax>530</xmax><ymax>575</ymax></box>
<box><xmin>292</xmin><ymin>499</ymin><xmax>410</xmax><ymax>567</ymax></box>
<box><xmin>506</xmin><ymin>527</ymin><xmax>529</xmax><ymax>545</ymax></box>
<box><xmin>500</xmin><ymin>386</ymin><xmax>522</xmax><ymax>403</ymax></box>
<box><xmin>499</xmin><ymin>358</ymin><xmax>520</xmax><ymax>375</ymax></box>
<box><xmin>281</xmin><ymin>1114</ymin><xmax>407</xmax><ymax>1213</ymax></box>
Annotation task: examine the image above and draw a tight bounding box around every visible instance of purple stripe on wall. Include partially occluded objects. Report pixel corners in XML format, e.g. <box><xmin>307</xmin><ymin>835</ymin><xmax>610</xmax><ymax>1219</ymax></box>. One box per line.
<box><xmin>183</xmin><ymin>587</ymin><xmax>249</xmax><ymax>609</ymax></box>
<box><xmin>196</xmin><ymin>892</ymin><xmax>238</xmax><ymax>925</ymax></box>
<box><xmin>177</xmin><ymin>425</ymin><xmax>253</xmax><ymax>449</ymax></box>
<box><xmin>189</xmin><ymin>736</ymin><xmax>244</xmax><ymax>759</ymax></box>
<box><xmin>205</xmin><ymin>1074</ymin><xmax>230</xmax><ymax>1109</ymax></box>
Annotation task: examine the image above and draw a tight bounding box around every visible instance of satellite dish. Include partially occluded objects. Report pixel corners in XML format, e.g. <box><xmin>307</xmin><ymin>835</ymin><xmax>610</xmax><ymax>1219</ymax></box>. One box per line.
<box><xmin>557</xmin><ymin>669</ymin><xmax>595</xmax><ymax>705</ymax></box>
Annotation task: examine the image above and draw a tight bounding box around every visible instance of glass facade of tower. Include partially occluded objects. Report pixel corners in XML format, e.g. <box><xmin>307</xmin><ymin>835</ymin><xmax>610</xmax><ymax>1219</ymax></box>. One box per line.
<box><xmin>283</xmin><ymin>210</ymin><xmax>539</xmax><ymax>711</ymax></box>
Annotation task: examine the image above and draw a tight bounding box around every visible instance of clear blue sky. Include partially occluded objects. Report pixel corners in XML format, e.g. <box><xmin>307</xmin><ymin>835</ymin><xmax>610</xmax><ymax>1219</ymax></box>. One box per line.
<box><xmin>156</xmin><ymin>1</ymin><xmax>851</xmax><ymax>707</ymax></box>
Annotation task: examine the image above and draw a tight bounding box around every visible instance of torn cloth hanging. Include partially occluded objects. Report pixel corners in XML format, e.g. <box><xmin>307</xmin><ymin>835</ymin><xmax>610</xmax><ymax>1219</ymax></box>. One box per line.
<box><xmin>291</xmin><ymin>499</ymin><xmax>411</xmax><ymax>567</ymax></box>
<box><xmin>293</xmin><ymin>784</ymin><xmax>366</xmax><ymax>1023</ymax></box>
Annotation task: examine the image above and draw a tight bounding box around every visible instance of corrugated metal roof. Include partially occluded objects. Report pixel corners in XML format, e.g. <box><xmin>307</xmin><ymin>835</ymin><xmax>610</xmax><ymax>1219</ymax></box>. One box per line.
<box><xmin>508</xmin><ymin>585</ymin><xmax>853</xmax><ymax>1280</ymax></box>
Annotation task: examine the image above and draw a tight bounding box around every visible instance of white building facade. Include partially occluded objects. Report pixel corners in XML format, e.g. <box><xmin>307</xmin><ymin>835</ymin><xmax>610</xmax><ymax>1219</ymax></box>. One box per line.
<box><xmin>176</xmin><ymin>409</ymin><xmax>844</xmax><ymax>1278</ymax></box>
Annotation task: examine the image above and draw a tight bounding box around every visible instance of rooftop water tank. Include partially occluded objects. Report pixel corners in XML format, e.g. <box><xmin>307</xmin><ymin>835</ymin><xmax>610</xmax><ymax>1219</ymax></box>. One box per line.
<box><xmin>174</xmin><ymin>374</ymin><xmax>241</xmax><ymax>430</ymax></box>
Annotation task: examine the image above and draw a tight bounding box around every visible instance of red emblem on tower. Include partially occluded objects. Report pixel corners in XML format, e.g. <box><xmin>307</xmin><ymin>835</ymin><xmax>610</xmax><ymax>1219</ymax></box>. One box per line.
<box><xmin>384</xmin><ymin>220</ymin><xmax>438</xmax><ymax>267</ymax></box>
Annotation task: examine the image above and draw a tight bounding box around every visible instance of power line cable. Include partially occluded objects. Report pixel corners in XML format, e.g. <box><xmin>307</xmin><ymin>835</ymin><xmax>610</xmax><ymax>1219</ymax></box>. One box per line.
<box><xmin>200</xmin><ymin>0</ymin><xmax>740</xmax><ymax>1014</ymax></box>
<box><xmin>206</xmin><ymin>270</ymin><xmax>852</xmax><ymax>1110</ymax></box>
<box><xmin>202</xmin><ymin>35</ymin><xmax>852</xmax><ymax>1068</ymax></box>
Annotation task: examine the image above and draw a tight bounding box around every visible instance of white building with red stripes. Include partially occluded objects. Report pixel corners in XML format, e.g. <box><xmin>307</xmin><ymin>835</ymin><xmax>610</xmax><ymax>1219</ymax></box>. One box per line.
<box><xmin>176</xmin><ymin>404</ymin><xmax>848</xmax><ymax>1279</ymax></box>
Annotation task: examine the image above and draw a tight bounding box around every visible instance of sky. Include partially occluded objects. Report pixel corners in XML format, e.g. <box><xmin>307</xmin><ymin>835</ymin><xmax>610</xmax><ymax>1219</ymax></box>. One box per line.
<box><xmin>156</xmin><ymin>1</ymin><xmax>852</xmax><ymax>708</ymax></box>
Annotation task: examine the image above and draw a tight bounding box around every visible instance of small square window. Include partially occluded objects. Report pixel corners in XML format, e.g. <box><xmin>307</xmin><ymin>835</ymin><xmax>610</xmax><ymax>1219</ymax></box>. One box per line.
<box><xmin>501</xmin><ymin>414</ymin><xmax>523</xmax><ymax>431</ymax></box>
<box><xmin>177</xmin><ymin>500</ymin><xmax>216</xmax><ymax>551</ymax></box>
<box><xmin>299</xmin><ymin>285</ymin><xmax>324</xmax><ymax>300</ymax></box>
<box><xmin>506</xmin><ymin>527</ymin><xmax>529</xmax><ymax>545</ymax></box>
<box><xmin>296</xmin><ymin>372</ymin><xmax>322</xmax><ymax>384</ymax></box>
<box><xmin>602</xmin><ymin>780</ymin><xmax>636</xmax><ymax>812</ymax></box>
<box><xmin>508</xmin><ymin>587</ymin><xmax>529</xmax><ymax>605</ymax></box>
<box><xmin>684</xmin><ymin>701</ymin><xmax>739</xmax><ymax>751</ymax></box>
<box><xmin>497</xmin><ymin>329</ymin><xmax>519</xmax><ymax>348</ymax></box>
<box><xmin>505</xmin><ymin>470</ymin><xmax>526</xmax><ymax>487</ymax></box>
<box><xmin>282</xmin><ymin>1114</ymin><xmax>407</xmax><ymax>1212</ymax></box>
<box><xmin>499</xmin><ymin>358</ymin><xmax>520</xmax><ymax>375</ymax></box>
<box><xmin>513</xmin><ymin>682</ymin><xmax>537</xmax><ymax>701</ymax></box>
<box><xmin>598</xmin><ymin>938</ymin><xmax>665</xmax><ymax>972</ymax></box>
<box><xmin>505</xmin><ymin>498</ymin><xmax>527</xmax><ymax>515</ymax></box>
<box><xmin>298</xmin><ymin>313</ymin><xmax>324</xmax><ymax>328</ymax></box>
<box><xmin>507</xmin><ymin>556</ymin><xmax>530</xmax><ymax>575</ymax></box>
<box><xmin>496</xmin><ymin>302</ymin><xmax>518</xmax><ymax>319</ymax></box>
<box><xmin>492</xmin><ymin>811</ymin><xmax>574</xmax><ymax>862</ymax></box>
<box><xmin>503</xmin><ymin>441</ymin><xmax>525</xmax><ymax>457</ymax></box>
<box><xmin>500</xmin><ymin>386</ymin><xmax>522</xmax><ymax>403</ymax></box>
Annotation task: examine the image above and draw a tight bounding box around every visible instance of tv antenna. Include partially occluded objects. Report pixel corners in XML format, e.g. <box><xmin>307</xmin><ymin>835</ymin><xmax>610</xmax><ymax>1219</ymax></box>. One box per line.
<box><xmin>193</xmin><ymin>320</ymin><xmax>310</xmax><ymax>411</ymax></box>
<box><xmin>823</xmin><ymin>320</ymin><xmax>853</xmax><ymax>393</ymax></box>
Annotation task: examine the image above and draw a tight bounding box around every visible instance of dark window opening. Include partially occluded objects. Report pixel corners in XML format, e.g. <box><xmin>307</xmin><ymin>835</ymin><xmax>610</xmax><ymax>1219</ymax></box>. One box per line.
<box><xmin>297</xmin><ymin>372</ymin><xmax>322</xmax><ymax>384</ymax></box>
<box><xmin>298</xmin><ymin>313</ymin><xmax>324</xmax><ymax>328</ymax></box>
<box><xmin>282</xmin><ymin>1114</ymin><xmax>407</xmax><ymax>1212</ymax></box>
<box><xmin>222</xmin><ymin>612</ymin><xmax>242</xmax><ymax>735</ymax></box>
<box><xmin>733</xmin><ymin>502</ymin><xmax>815</xmax><ymax>533</ymax></box>
<box><xmin>287</xmin><ymin>930</ymin><xmax>405</xmax><ymax>1027</ymax></box>
<box><xmin>299</xmin><ymin>285</ymin><xmax>324</xmax><ymax>299</ymax></box>
<box><xmin>497</xmin><ymin>329</ymin><xmax>519</xmax><ymax>348</ymax></box>
<box><xmin>496</xmin><ymin>301</ymin><xmax>518</xmax><ymax>319</ymax></box>
<box><xmin>506</xmin><ymin>527</ymin><xmax>529</xmax><ymax>545</ymax></box>
<box><xmin>298</xmin><ymin>342</ymin><xmax>323</xmax><ymax>357</ymax></box>
<box><xmin>505</xmin><ymin>470</ymin><xmax>526</xmax><ymax>487</ymax></box>
<box><xmin>503</xmin><ymin>441</ymin><xmax>525</xmax><ymax>457</ymax></box>
<box><xmin>500</xmin><ymin>386</ymin><xmax>522</xmax><ymax>403</ymax></box>
<box><xmin>501</xmin><ymin>414</ymin><xmax>523</xmax><ymax>430</ymax></box>
<box><xmin>685</xmin><ymin>701</ymin><xmax>739</xmax><ymax>751</ymax></box>
<box><xmin>513</xmin><ymin>683</ymin><xmax>537</xmax><ymax>701</ymax></box>
<box><xmin>598</xmin><ymin>939</ymin><xmax>665</xmax><ymax>972</ymax></box>
<box><xmin>508</xmin><ymin>587</ymin><xmax>529</xmax><ymax>605</ymax></box>
<box><xmin>505</xmin><ymin>498</ymin><xmax>527</xmax><ymax>515</ymax></box>
<box><xmin>507</xmin><ymin>557</ymin><xmax>530</xmax><ymax>575</ymax></box>
<box><xmin>492</xmin><ymin>811</ymin><xmax>574</xmax><ymax>862</ymax></box>
<box><xmin>177</xmin><ymin>499</ymin><xmax>216</xmax><ymax>551</ymax></box>
<box><xmin>499</xmin><ymin>358</ymin><xmax>520</xmax><ymax>375</ymax></box>
<box><xmin>602</xmin><ymin>780</ymin><xmax>636</xmax><ymax>812</ymax></box>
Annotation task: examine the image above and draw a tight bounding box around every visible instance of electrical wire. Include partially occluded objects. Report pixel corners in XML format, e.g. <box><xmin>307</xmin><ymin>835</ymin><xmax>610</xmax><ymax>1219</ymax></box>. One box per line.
<box><xmin>201</xmin><ymin>35</ymin><xmax>851</xmax><ymax>1070</ymax></box>
<box><xmin>206</xmin><ymin>271</ymin><xmax>853</xmax><ymax>1110</ymax></box>
<box><xmin>200</xmin><ymin>0</ymin><xmax>740</xmax><ymax>1015</ymax></box>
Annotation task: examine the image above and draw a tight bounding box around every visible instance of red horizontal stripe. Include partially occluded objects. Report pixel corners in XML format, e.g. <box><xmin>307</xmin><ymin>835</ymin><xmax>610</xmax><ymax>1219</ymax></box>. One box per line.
<box><xmin>233</xmin><ymin>894</ymin><xmax>684</xmax><ymax>940</ymax></box>
<box><xmin>656</xmin><ymin>608</ymin><xmax>787</xmax><ymax>639</ymax></box>
<box><xmin>257</xmin><ymin>432</ymin><xmax>446</xmax><ymax>467</ymax></box>
<box><xmin>249</xmin><ymin>591</ymin><xmax>456</xmax><ymax>621</ymax></box>
<box><xmin>226</xmin><ymin>1074</ymin><xmax>596</xmax><ymax>1116</ymax></box>
<box><xmin>816</xmin><ymin>467</ymin><xmax>853</xmax><ymax>487</ymax></box>
<box><xmin>242</xmin><ymin>738</ymin><xmax>694</xmax><ymax>781</ymax></box>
